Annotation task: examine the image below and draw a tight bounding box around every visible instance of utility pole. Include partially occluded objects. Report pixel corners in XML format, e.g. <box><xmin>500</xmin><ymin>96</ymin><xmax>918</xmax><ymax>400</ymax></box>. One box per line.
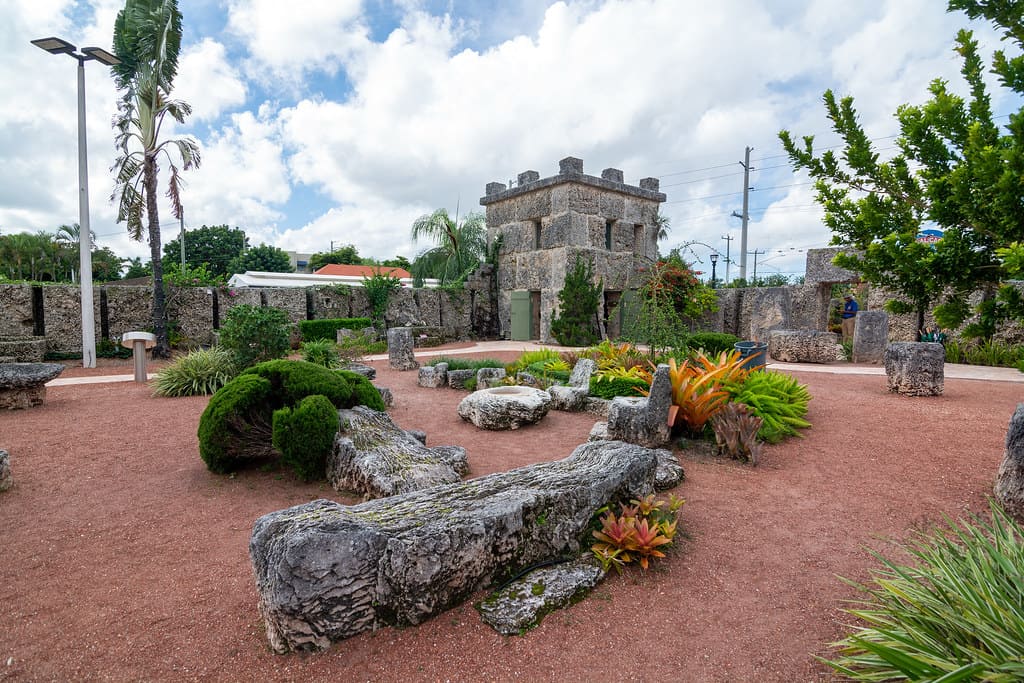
<box><xmin>730</xmin><ymin>146</ymin><xmax>753</xmax><ymax>282</ymax></box>
<box><xmin>720</xmin><ymin>234</ymin><xmax>734</xmax><ymax>284</ymax></box>
<box><xmin>748</xmin><ymin>248</ymin><xmax>766</xmax><ymax>283</ymax></box>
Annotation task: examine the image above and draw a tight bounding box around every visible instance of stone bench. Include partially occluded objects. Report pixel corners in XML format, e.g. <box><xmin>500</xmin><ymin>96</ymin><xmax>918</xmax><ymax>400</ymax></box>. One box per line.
<box><xmin>250</xmin><ymin>439</ymin><xmax>659</xmax><ymax>653</ymax></box>
<box><xmin>767</xmin><ymin>329</ymin><xmax>840</xmax><ymax>364</ymax></box>
<box><xmin>593</xmin><ymin>364</ymin><xmax>671</xmax><ymax>448</ymax></box>
<box><xmin>457</xmin><ymin>386</ymin><xmax>552</xmax><ymax>430</ymax></box>
<box><xmin>0</xmin><ymin>363</ymin><xmax>65</xmax><ymax>409</ymax></box>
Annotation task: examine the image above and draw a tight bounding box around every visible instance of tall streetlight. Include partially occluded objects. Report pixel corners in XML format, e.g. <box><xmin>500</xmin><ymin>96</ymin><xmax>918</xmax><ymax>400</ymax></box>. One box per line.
<box><xmin>709</xmin><ymin>252</ymin><xmax>719</xmax><ymax>289</ymax></box>
<box><xmin>31</xmin><ymin>37</ymin><xmax>120</xmax><ymax>368</ymax></box>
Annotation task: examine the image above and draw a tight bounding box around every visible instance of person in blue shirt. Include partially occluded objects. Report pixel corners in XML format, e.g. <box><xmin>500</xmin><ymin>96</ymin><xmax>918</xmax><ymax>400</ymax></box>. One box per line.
<box><xmin>840</xmin><ymin>293</ymin><xmax>859</xmax><ymax>342</ymax></box>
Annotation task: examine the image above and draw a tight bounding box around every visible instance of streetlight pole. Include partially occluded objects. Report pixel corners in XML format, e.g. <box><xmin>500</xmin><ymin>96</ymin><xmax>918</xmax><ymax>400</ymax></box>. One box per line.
<box><xmin>31</xmin><ymin>37</ymin><xmax>120</xmax><ymax>369</ymax></box>
<box><xmin>709</xmin><ymin>252</ymin><xmax>718</xmax><ymax>289</ymax></box>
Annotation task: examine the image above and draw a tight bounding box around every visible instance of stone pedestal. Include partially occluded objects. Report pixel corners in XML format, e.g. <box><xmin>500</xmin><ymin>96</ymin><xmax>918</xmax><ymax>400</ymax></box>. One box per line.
<box><xmin>418</xmin><ymin>362</ymin><xmax>448</xmax><ymax>388</ymax></box>
<box><xmin>0</xmin><ymin>363</ymin><xmax>65</xmax><ymax>409</ymax></box>
<box><xmin>884</xmin><ymin>342</ymin><xmax>944</xmax><ymax>396</ymax></box>
<box><xmin>386</xmin><ymin>327</ymin><xmax>418</xmax><ymax>371</ymax></box>
<box><xmin>852</xmin><ymin>310</ymin><xmax>888</xmax><ymax>363</ymax></box>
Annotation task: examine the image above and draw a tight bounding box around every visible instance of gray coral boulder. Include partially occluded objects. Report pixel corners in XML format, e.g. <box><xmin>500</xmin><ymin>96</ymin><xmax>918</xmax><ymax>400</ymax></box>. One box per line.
<box><xmin>995</xmin><ymin>404</ymin><xmax>1024</xmax><ymax>523</ymax></box>
<box><xmin>0</xmin><ymin>362</ymin><xmax>64</xmax><ymax>409</ymax></box>
<box><xmin>327</xmin><ymin>406</ymin><xmax>468</xmax><ymax>499</ymax></box>
<box><xmin>250</xmin><ymin>439</ymin><xmax>659</xmax><ymax>653</ymax></box>
<box><xmin>457</xmin><ymin>386</ymin><xmax>552</xmax><ymax>430</ymax></box>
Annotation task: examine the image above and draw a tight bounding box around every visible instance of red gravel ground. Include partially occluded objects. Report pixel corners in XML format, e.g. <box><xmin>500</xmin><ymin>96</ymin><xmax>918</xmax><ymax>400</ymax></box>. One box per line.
<box><xmin>1</xmin><ymin>352</ymin><xmax>1020</xmax><ymax>682</ymax></box>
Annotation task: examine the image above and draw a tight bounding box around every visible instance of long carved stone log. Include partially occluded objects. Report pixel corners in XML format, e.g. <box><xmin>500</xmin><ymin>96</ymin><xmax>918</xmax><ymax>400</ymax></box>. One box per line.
<box><xmin>327</xmin><ymin>406</ymin><xmax>468</xmax><ymax>499</ymax></box>
<box><xmin>250</xmin><ymin>440</ymin><xmax>658</xmax><ymax>653</ymax></box>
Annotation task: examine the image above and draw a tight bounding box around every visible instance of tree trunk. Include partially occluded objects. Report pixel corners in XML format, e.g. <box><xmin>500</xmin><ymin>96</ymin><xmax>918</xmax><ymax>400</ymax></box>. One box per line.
<box><xmin>144</xmin><ymin>154</ymin><xmax>171</xmax><ymax>359</ymax></box>
<box><xmin>916</xmin><ymin>307</ymin><xmax>926</xmax><ymax>341</ymax></box>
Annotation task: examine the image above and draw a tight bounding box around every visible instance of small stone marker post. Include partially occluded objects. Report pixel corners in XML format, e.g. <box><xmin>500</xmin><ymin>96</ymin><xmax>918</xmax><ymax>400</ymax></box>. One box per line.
<box><xmin>883</xmin><ymin>342</ymin><xmax>944</xmax><ymax>396</ymax></box>
<box><xmin>852</xmin><ymin>311</ymin><xmax>888</xmax><ymax>363</ymax></box>
<box><xmin>386</xmin><ymin>327</ymin><xmax>419</xmax><ymax>371</ymax></box>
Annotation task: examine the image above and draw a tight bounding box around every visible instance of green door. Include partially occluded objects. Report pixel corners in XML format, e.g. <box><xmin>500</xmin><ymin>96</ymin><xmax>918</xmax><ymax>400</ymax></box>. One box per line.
<box><xmin>510</xmin><ymin>290</ymin><xmax>532</xmax><ymax>341</ymax></box>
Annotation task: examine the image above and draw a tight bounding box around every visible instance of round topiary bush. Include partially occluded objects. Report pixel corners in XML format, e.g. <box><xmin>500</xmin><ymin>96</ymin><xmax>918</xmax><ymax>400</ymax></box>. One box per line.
<box><xmin>197</xmin><ymin>373</ymin><xmax>275</xmax><ymax>473</ymax></box>
<box><xmin>272</xmin><ymin>394</ymin><xmax>340</xmax><ymax>481</ymax></box>
<box><xmin>197</xmin><ymin>359</ymin><xmax>387</xmax><ymax>478</ymax></box>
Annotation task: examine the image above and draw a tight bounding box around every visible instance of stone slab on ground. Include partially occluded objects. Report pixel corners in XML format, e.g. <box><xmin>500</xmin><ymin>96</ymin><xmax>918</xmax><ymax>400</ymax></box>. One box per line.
<box><xmin>476</xmin><ymin>557</ymin><xmax>605</xmax><ymax>635</ymax></box>
<box><xmin>457</xmin><ymin>386</ymin><xmax>552</xmax><ymax>430</ymax></box>
<box><xmin>250</xmin><ymin>439</ymin><xmax>659</xmax><ymax>653</ymax></box>
<box><xmin>0</xmin><ymin>363</ymin><xmax>65</xmax><ymax>410</ymax></box>
<box><xmin>327</xmin><ymin>406</ymin><xmax>468</xmax><ymax>499</ymax></box>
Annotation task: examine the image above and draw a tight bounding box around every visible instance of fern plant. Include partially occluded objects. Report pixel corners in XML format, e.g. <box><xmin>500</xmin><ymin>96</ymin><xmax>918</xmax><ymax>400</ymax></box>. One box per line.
<box><xmin>727</xmin><ymin>371</ymin><xmax>811</xmax><ymax>443</ymax></box>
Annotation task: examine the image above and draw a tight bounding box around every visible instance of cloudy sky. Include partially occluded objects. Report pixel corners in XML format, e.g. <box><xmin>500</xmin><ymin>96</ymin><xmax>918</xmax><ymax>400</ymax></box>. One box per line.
<box><xmin>1</xmin><ymin>0</ymin><xmax>1018</xmax><ymax>280</ymax></box>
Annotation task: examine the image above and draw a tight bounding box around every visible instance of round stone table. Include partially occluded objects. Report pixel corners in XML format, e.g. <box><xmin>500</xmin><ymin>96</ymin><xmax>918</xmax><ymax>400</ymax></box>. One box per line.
<box><xmin>456</xmin><ymin>386</ymin><xmax>552</xmax><ymax>430</ymax></box>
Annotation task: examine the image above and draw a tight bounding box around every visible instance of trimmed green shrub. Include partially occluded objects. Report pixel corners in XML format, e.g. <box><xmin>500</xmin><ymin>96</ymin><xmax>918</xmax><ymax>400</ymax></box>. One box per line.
<box><xmin>686</xmin><ymin>332</ymin><xmax>740</xmax><ymax>356</ymax></box>
<box><xmin>526</xmin><ymin>360</ymin><xmax>570</xmax><ymax>383</ymax></box>
<box><xmin>588</xmin><ymin>375</ymin><xmax>650</xmax><ymax>399</ymax></box>
<box><xmin>823</xmin><ymin>502</ymin><xmax>1024</xmax><ymax>680</ymax></box>
<box><xmin>298</xmin><ymin>318</ymin><xmax>373</xmax><ymax>342</ymax></box>
<box><xmin>198</xmin><ymin>359</ymin><xmax>386</xmax><ymax>478</ymax></box>
<box><xmin>272</xmin><ymin>394</ymin><xmax>340</xmax><ymax>481</ymax></box>
<box><xmin>424</xmin><ymin>356</ymin><xmax>505</xmax><ymax>371</ymax></box>
<box><xmin>336</xmin><ymin>369</ymin><xmax>386</xmax><ymax>411</ymax></box>
<box><xmin>152</xmin><ymin>347</ymin><xmax>237</xmax><ymax>397</ymax></box>
<box><xmin>240</xmin><ymin>359</ymin><xmax>353</xmax><ymax>407</ymax></box>
<box><xmin>218</xmin><ymin>304</ymin><xmax>292</xmax><ymax>368</ymax></box>
<box><xmin>197</xmin><ymin>374</ymin><xmax>275</xmax><ymax>473</ymax></box>
<box><xmin>300</xmin><ymin>339</ymin><xmax>341</xmax><ymax>368</ymax></box>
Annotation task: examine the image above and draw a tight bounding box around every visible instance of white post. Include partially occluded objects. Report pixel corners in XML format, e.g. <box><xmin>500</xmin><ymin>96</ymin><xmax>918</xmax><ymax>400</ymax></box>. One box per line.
<box><xmin>76</xmin><ymin>58</ymin><xmax>96</xmax><ymax>368</ymax></box>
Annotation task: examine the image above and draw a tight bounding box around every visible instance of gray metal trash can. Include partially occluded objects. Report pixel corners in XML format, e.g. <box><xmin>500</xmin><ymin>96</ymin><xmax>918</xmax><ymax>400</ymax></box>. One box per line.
<box><xmin>734</xmin><ymin>341</ymin><xmax>767</xmax><ymax>372</ymax></box>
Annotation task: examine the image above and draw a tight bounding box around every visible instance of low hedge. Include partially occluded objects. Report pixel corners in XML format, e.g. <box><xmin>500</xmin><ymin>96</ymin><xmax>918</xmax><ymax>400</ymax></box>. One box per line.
<box><xmin>588</xmin><ymin>375</ymin><xmax>650</xmax><ymax>399</ymax></box>
<box><xmin>686</xmin><ymin>332</ymin><xmax>741</xmax><ymax>355</ymax></box>
<box><xmin>299</xmin><ymin>318</ymin><xmax>373</xmax><ymax>342</ymax></box>
<box><xmin>198</xmin><ymin>359</ymin><xmax>385</xmax><ymax>477</ymax></box>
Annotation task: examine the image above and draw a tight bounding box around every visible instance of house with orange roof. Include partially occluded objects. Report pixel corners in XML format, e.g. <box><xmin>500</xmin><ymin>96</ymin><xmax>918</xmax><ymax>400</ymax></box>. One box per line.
<box><xmin>314</xmin><ymin>264</ymin><xmax>412</xmax><ymax>279</ymax></box>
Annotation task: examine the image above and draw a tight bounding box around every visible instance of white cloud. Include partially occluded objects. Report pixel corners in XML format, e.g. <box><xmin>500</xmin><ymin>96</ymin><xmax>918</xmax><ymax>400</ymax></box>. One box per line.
<box><xmin>175</xmin><ymin>38</ymin><xmax>247</xmax><ymax>121</ymax></box>
<box><xmin>225</xmin><ymin>0</ymin><xmax>368</xmax><ymax>84</ymax></box>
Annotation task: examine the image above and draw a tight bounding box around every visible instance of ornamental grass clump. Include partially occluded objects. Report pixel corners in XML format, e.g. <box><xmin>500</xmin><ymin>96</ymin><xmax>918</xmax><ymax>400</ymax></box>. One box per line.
<box><xmin>300</xmin><ymin>339</ymin><xmax>341</xmax><ymax>368</ymax></box>
<box><xmin>152</xmin><ymin>347</ymin><xmax>237</xmax><ymax>397</ymax></box>
<box><xmin>823</xmin><ymin>502</ymin><xmax>1024</xmax><ymax>680</ymax></box>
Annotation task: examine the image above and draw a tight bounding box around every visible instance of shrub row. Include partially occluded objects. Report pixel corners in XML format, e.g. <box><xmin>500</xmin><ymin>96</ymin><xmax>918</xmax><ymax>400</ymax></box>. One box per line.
<box><xmin>298</xmin><ymin>318</ymin><xmax>374</xmax><ymax>342</ymax></box>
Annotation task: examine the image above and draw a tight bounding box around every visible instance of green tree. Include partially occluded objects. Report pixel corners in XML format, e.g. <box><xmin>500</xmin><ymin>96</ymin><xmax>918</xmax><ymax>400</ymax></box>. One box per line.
<box><xmin>92</xmin><ymin>247</ymin><xmax>125</xmax><ymax>282</ymax></box>
<box><xmin>550</xmin><ymin>256</ymin><xmax>603</xmax><ymax>346</ymax></box>
<box><xmin>161</xmin><ymin>224</ymin><xmax>247</xmax><ymax>277</ymax></box>
<box><xmin>780</xmin><ymin>0</ymin><xmax>1024</xmax><ymax>339</ymax></box>
<box><xmin>110</xmin><ymin>0</ymin><xmax>201</xmax><ymax>358</ymax></box>
<box><xmin>309</xmin><ymin>244</ymin><xmax>364</xmax><ymax>271</ymax></box>
<box><xmin>380</xmin><ymin>255</ymin><xmax>412</xmax><ymax>270</ymax></box>
<box><xmin>122</xmin><ymin>256</ymin><xmax>151</xmax><ymax>279</ymax></box>
<box><xmin>410</xmin><ymin>209</ymin><xmax>486</xmax><ymax>285</ymax></box>
<box><xmin>227</xmin><ymin>243</ymin><xmax>294</xmax><ymax>275</ymax></box>
<box><xmin>0</xmin><ymin>232</ymin><xmax>60</xmax><ymax>281</ymax></box>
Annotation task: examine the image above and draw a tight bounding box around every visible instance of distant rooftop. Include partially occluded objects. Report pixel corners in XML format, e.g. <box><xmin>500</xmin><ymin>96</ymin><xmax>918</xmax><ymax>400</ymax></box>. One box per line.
<box><xmin>314</xmin><ymin>263</ymin><xmax>412</xmax><ymax>279</ymax></box>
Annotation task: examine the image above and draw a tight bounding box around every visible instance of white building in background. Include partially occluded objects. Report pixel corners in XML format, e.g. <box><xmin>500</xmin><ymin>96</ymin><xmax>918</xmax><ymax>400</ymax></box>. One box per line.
<box><xmin>226</xmin><ymin>270</ymin><xmax>439</xmax><ymax>288</ymax></box>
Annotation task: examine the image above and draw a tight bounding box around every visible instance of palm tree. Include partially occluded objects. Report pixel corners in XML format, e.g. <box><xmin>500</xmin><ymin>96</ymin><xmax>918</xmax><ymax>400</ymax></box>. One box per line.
<box><xmin>653</xmin><ymin>212</ymin><xmax>671</xmax><ymax>242</ymax></box>
<box><xmin>110</xmin><ymin>0</ymin><xmax>200</xmax><ymax>358</ymax></box>
<box><xmin>410</xmin><ymin>209</ymin><xmax>487</xmax><ymax>285</ymax></box>
<box><xmin>54</xmin><ymin>223</ymin><xmax>97</xmax><ymax>282</ymax></box>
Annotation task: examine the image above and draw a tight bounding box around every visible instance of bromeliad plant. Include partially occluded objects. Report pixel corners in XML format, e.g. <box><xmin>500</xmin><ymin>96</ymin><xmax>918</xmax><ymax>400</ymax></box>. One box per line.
<box><xmin>639</xmin><ymin>349</ymin><xmax>750</xmax><ymax>435</ymax></box>
<box><xmin>710</xmin><ymin>402</ymin><xmax>764</xmax><ymax>464</ymax></box>
<box><xmin>591</xmin><ymin>494</ymin><xmax>684</xmax><ymax>572</ymax></box>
